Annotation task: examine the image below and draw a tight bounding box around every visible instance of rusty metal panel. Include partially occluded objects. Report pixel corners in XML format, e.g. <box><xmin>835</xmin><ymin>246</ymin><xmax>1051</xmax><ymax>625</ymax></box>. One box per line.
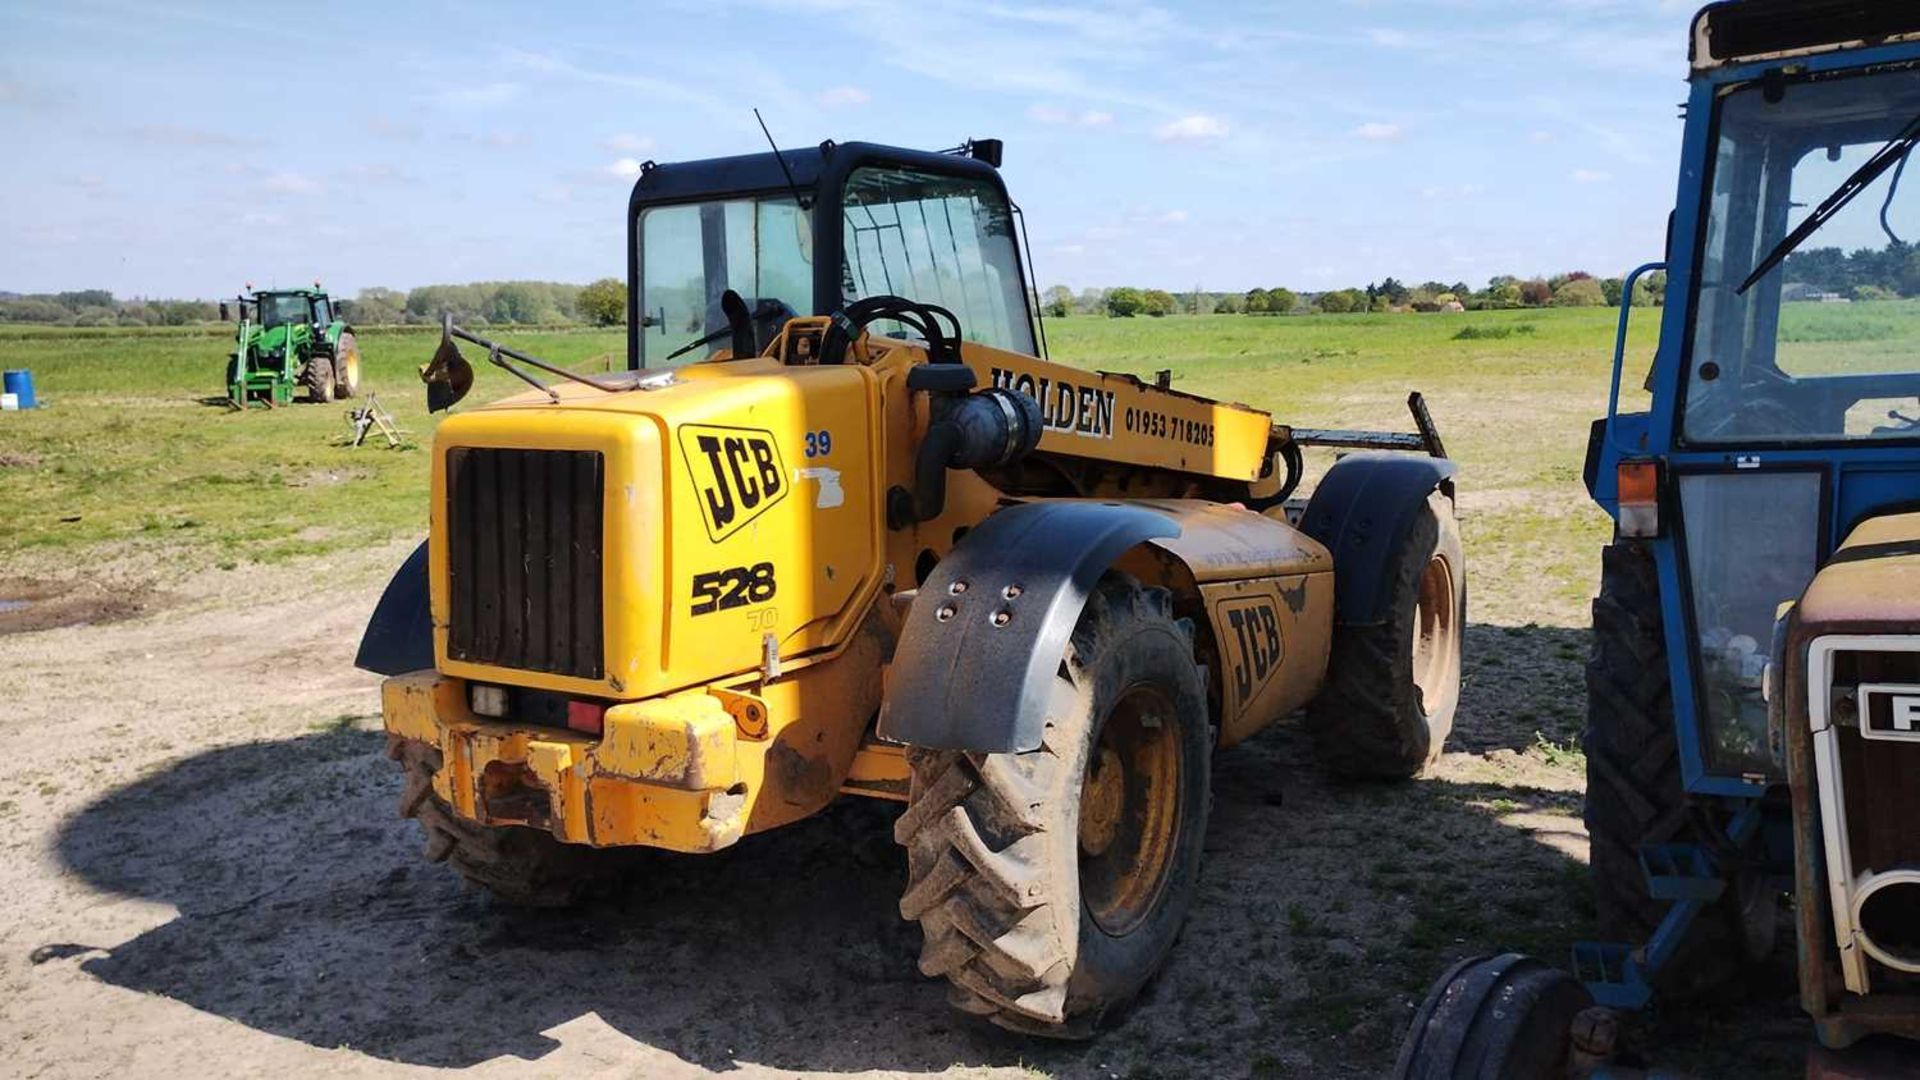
<box><xmin>1133</xmin><ymin>499</ymin><xmax>1334</xmax><ymax>583</ymax></box>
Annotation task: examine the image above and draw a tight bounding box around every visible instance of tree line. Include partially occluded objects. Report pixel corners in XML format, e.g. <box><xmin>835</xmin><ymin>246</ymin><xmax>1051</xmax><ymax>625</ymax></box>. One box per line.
<box><xmin>0</xmin><ymin>279</ymin><xmax>631</xmax><ymax>328</ymax></box>
<box><xmin>1040</xmin><ymin>272</ymin><xmax>1670</xmax><ymax>319</ymax></box>
<box><xmin>13</xmin><ymin>247</ymin><xmax>1917</xmax><ymax>329</ymax></box>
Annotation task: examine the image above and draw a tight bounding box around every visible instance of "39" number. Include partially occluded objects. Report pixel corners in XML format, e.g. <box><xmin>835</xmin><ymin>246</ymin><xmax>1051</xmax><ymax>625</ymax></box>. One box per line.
<box><xmin>691</xmin><ymin>562</ymin><xmax>777</xmax><ymax>615</ymax></box>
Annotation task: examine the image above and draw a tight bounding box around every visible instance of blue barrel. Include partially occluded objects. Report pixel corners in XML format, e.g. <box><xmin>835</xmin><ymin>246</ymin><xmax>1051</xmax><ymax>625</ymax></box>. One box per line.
<box><xmin>3</xmin><ymin>369</ymin><xmax>35</xmax><ymax>409</ymax></box>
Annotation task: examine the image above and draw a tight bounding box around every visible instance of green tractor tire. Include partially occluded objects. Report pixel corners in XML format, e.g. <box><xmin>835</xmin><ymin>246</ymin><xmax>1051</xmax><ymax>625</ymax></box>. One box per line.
<box><xmin>333</xmin><ymin>332</ymin><xmax>363</xmax><ymax>399</ymax></box>
<box><xmin>303</xmin><ymin>354</ymin><xmax>336</xmax><ymax>404</ymax></box>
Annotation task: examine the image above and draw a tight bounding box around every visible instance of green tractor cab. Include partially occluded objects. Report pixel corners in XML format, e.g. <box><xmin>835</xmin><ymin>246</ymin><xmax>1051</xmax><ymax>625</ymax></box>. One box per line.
<box><xmin>222</xmin><ymin>285</ymin><xmax>362</xmax><ymax>408</ymax></box>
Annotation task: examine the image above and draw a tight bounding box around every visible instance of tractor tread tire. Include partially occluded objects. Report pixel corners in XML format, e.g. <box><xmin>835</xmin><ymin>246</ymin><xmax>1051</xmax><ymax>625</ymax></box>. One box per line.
<box><xmin>1307</xmin><ymin>491</ymin><xmax>1464</xmax><ymax>779</ymax></box>
<box><xmin>1394</xmin><ymin>953</ymin><xmax>1594</xmax><ymax>1080</ymax></box>
<box><xmin>391</xmin><ymin>736</ymin><xmax>629</xmax><ymax>908</ymax></box>
<box><xmin>1584</xmin><ymin>539</ymin><xmax>1741</xmax><ymax>996</ymax></box>
<box><xmin>333</xmin><ymin>332</ymin><xmax>361</xmax><ymax>399</ymax></box>
<box><xmin>895</xmin><ymin>575</ymin><xmax>1211</xmax><ymax>1038</ymax></box>
<box><xmin>303</xmin><ymin>353</ymin><xmax>335</xmax><ymax>404</ymax></box>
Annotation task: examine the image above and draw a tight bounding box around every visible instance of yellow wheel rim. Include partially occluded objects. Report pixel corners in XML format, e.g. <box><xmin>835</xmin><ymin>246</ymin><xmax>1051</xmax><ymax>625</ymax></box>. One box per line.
<box><xmin>1078</xmin><ymin>684</ymin><xmax>1184</xmax><ymax>937</ymax></box>
<box><xmin>1412</xmin><ymin>554</ymin><xmax>1458</xmax><ymax>713</ymax></box>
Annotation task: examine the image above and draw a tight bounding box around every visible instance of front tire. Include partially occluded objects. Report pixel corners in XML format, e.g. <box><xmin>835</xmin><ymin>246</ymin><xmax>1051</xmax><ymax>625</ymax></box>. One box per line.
<box><xmin>1308</xmin><ymin>490</ymin><xmax>1464</xmax><ymax>778</ymax></box>
<box><xmin>895</xmin><ymin>574</ymin><xmax>1212</xmax><ymax>1036</ymax></box>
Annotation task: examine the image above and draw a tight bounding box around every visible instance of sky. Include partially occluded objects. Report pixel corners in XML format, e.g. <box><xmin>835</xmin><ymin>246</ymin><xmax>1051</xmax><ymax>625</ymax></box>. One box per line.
<box><xmin>1</xmin><ymin>0</ymin><xmax>1705</xmax><ymax>299</ymax></box>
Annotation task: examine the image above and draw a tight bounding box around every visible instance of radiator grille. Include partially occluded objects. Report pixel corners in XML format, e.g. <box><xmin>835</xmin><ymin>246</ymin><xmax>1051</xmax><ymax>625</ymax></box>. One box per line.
<box><xmin>446</xmin><ymin>448</ymin><xmax>605</xmax><ymax>679</ymax></box>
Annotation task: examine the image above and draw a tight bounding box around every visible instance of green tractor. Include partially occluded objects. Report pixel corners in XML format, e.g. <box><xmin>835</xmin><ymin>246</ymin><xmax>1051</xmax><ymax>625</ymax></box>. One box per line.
<box><xmin>222</xmin><ymin>285</ymin><xmax>363</xmax><ymax>407</ymax></box>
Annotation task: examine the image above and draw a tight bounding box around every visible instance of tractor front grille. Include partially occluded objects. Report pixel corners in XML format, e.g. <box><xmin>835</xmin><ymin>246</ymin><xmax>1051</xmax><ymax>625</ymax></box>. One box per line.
<box><xmin>446</xmin><ymin>448</ymin><xmax>605</xmax><ymax>680</ymax></box>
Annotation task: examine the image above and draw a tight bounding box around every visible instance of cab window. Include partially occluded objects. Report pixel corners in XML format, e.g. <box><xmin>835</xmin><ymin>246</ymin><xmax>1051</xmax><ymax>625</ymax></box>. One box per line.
<box><xmin>841</xmin><ymin>166</ymin><xmax>1035</xmax><ymax>356</ymax></box>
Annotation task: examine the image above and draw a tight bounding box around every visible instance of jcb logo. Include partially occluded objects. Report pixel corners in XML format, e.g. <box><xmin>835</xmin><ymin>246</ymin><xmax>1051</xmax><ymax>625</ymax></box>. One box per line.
<box><xmin>678</xmin><ymin>424</ymin><xmax>787</xmax><ymax>542</ymax></box>
<box><xmin>1221</xmin><ymin>596</ymin><xmax>1284</xmax><ymax>709</ymax></box>
<box><xmin>1861</xmin><ymin>684</ymin><xmax>1920</xmax><ymax>743</ymax></box>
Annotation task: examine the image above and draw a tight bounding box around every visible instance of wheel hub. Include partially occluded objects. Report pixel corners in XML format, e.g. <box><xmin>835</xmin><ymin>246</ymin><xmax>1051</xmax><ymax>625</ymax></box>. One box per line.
<box><xmin>1078</xmin><ymin>686</ymin><xmax>1184</xmax><ymax>937</ymax></box>
<box><xmin>1411</xmin><ymin>553</ymin><xmax>1458</xmax><ymax>713</ymax></box>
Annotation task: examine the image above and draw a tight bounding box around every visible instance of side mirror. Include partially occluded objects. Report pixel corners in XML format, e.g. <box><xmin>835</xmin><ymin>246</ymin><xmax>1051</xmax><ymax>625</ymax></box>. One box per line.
<box><xmin>420</xmin><ymin>313</ymin><xmax>475</xmax><ymax>412</ymax></box>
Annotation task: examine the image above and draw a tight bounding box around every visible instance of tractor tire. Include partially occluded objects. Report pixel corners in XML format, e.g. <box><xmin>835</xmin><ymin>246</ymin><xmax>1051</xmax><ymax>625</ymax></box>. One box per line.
<box><xmin>1394</xmin><ymin>953</ymin><xmax>1595</xmax><ymax>1080</ymax></box>
<box><xmin>332</xmin><ymin>332</ymin><xmax>363</xmax><ymax>399</ymax></box>
<box><xmin>390</xmin><ymin>735</ymin><xmax>631</xmax><ymax>907</ymax></box>
<box><xmin>1307</xmin><ymin>490</ymin><xmax>1464</xmax><ymax>779</ymax></box>
<box><xmin>895</xmin><ymin>574</ymin><xmax>1212</xmax><ymax>1037</ymax></box>
<box><xmin>303</xmin><ymin>354</ymin><xmax>336</xmax><ymax>404</ymax></box>
<box><xmin>1585</xmin><ymin>539</ymin><xmax>1757</xmax><ymax>997</ymax></box>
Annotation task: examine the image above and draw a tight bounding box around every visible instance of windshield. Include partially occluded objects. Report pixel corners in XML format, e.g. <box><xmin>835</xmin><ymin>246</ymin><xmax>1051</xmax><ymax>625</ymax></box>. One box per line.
<box><xmin>841</xmin><ymin>165</ymin><xmax>1035</xmax><ymax>356</ymax></box>
<box><xmin>637</xmin><ymin>196</ymin><xmax>811</xmax><ymax>366</ymax></box>
<box><xmin>258</xmin><ymin>294</ymin><xmax>311</xmax><ymax>328</ymax></box>
<box><xmin>1685</xmin><ymin>65</ymin><xmax>1920</xmax><ymax>444</ymax></box>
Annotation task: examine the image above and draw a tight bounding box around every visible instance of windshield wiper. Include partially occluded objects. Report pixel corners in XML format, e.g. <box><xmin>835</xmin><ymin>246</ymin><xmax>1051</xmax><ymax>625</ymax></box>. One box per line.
<box><xmin>1737</xmin><ymin>111</ymin><xmax>1920</xmax><ymax>295</ymax></box>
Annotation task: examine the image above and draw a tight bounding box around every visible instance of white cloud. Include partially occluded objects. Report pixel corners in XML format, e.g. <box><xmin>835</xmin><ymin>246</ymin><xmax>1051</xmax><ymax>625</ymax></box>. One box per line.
<box><xmin>458</xmin><ymin>130</ymin><xmax>525</xmax><ymax>148</ymax></box>
<box><xmin>131</xmin><ymin>122</ymin><xmax>251</xmax><ymax>148</ymax></box>
<box><xmin>607</xmin><ymin>158</ymin><xmax>645</xmax><ymax>179</ymax></box>
<box><xmin>433</xmin><ymin>81</ymin><xmax>522</xmax><ymax>108</ymax></box>
<box><xmin>1158</xmin><ymin>209</ymin><xmax>1189</xmax><ymax>224</ymax></box>
<box><xmin>1530</xmin><ymin>130</ymin><xmax>1555</xmax><ymax>144</ymax></box>
<box><xmin>1154</xmin><ymin>114</ymin><xmax>1227</xmax><ymax>142</ymax></box>
<box><xmin>1572</xmin><ymin>168</ymin><xmax>1612</xmax><ymax>184</ymax></box>
<box><xmin>1030</xmin><ymin>103</ymin><xmax>1115</xmax><ymax>127</ymax></box>
<box><xmin>342</xmin><ymin>163</ymin><xmax>411</xmax><ymax>185</ymax></box>
<box><xmin>262</xmin><ymin>170</ymin><xmax>323</xmax><ymax>196</ymax></box>
<box><xmin>605</xmin><ymin>133</ymin><xmax>655</xmax><ymax>153</ymax></box>
<box><xmin>818</xmin><ymin>85</ymin><xmax>869</xmax><ymax>107</ymax></box>
<box><xmin>1353</xmin><ymin>122</ymin><xmax>1403</xmax><ymax>141</ymax></box>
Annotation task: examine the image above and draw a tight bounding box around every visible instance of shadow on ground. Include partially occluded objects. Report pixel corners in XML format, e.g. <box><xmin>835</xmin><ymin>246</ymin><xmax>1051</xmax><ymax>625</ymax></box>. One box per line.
<box><xmin>39</xmin><ymin>624</ymin><xmax>1800</xmax><ymax>1077</ymax></box>
<box><xmin>1453</xmin><ymin>622</ymin><xmax>1591</xmax><ymax>755</ymax></box>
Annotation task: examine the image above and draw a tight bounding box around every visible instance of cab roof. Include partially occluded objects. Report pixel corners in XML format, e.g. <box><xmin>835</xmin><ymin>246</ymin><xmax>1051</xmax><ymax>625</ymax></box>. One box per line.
<box><xmin>1691</xmin><ymin>1</ymin><xmax>1920</xmax><ymax>72</ymax></box>
<box><xmin>626</xmin><ymin>140</ymin><xmax>1002</xmax><ymax>209</ymax></box>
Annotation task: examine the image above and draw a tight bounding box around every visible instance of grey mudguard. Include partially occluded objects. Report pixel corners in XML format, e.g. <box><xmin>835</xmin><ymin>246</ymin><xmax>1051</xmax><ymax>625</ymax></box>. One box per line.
<box><xmin>877</xmin><ymin>500</ymin><xmax>1181</xmax><ymax>753</ymax></box>
<box><xmin>1298</xmin><ymin>451</ymin><xmax>1457</xmax><ymax>625</ymax></box>
<box><xmin>355</xmin><ymin>541</ymin><xmax>435</xmax><ymax>675</ymax></box>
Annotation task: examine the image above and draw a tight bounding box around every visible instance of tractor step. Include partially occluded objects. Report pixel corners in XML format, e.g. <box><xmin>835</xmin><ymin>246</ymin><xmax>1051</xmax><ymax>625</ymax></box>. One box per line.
<box><xmin>1637</xmin><ymin>842</ymin><xmax>1725</xmax><ymax>902</ymax></box>
<box><xmin>1571</xmin><ymin>941</ymin><xmax>1653</xmax><ymax>1010</ymax></box>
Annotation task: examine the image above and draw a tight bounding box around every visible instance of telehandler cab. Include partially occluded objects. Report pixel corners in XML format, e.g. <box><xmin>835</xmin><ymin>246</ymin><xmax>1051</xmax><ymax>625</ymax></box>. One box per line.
<box><xmin>358</xmin><ymin>137</ymin><xmax>1464</xmax><ymax>1034</ymax></box>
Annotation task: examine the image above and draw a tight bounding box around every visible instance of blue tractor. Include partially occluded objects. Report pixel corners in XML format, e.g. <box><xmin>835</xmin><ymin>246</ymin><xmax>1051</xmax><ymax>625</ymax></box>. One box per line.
<box><xmin>1398</xmin><ymin>3</ymin><xmax>1920</xmax><ymax>1074</ymax></box>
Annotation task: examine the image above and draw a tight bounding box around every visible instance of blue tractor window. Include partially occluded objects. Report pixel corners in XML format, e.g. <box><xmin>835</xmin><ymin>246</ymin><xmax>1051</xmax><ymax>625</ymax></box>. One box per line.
<box><xmin>1685</xmin><ymin>66</ymin><xmax>1920</xmax><ymax>445</ymax></box>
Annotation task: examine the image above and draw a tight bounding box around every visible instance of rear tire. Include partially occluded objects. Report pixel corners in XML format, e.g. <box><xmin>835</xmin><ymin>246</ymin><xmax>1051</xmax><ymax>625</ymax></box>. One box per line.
<box><xmin>1307</xmin><ymin>490</ymin><xmax>1464</xmax><ymax>778</ymax></box>
<box><xmin>303</xmin><ymin>354</ymin><xmax>336</xmax><ymax>404</ymax></box>
<box><xmin>1585</xmin><ymin>539</ymin><xmax>1753</xmax><ymax>996</ymax></box>
<box><xmin>390</xmin><ymin>736</ymin><xmax>632</xmax><ymax>907</ymax></box>
<box><xmin>894</xmin><ymin>574</ymin><xmax>1212</xmax><ymax>1037</ymax></box>
<box><xmin>332</xmin><ymin>332</ymin><xmax>362</xmax><ymax>399</ymax></box>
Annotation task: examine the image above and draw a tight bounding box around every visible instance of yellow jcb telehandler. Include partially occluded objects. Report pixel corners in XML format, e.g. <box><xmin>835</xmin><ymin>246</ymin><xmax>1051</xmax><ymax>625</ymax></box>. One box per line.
<box><xmin>357</xmin><ymin>137</ymin><xmax>1464</xmax><ymax>1035</ymax></box>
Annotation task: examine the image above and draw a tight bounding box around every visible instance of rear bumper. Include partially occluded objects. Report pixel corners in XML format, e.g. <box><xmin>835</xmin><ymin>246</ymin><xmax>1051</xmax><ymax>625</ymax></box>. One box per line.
<box><xmin>382</xmin><ymin>671</ymin><xmax>749</xmax><ymax>853</ymax></box>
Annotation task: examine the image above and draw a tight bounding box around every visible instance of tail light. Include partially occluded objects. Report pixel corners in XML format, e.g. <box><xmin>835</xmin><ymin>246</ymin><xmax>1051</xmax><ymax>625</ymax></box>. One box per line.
<box><xmin>1617</xmin><ymin>460</ymin><xmax>1660</xmax><ymax>537</ymax></box>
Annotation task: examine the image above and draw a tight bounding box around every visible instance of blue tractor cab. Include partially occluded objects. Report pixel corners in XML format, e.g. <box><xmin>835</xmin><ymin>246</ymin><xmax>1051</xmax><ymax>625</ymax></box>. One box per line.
<box><xmin>1398</xmin><ymin>3</ymin><xmax>1920</xmax><ymax>1073</ymax></box>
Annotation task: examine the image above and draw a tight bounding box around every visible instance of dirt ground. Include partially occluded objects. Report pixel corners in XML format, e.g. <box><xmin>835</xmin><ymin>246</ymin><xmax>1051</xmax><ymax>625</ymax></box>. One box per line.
<box><xmin>0</xmin><ymin>494</ymin><xmax>1797</xmax><ymax>1079</ymax></box>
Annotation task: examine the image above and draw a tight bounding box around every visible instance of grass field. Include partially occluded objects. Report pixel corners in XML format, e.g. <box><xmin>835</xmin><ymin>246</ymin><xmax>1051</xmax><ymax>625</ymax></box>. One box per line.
<box><xmin>0</xmin><ymin>305</ymin><xmax>1822</xmax><ymax>1078</ymax></box>
<box><xmin>0</xmin><ymin>306</ymin><xmax>1641</xmax><ymax>594</ymax></box>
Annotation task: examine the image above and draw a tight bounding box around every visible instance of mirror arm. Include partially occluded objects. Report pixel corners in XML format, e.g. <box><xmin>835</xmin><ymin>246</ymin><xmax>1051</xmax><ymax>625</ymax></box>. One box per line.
<box><xmin>448</xmin><ymin>324</ymin><xmax>625</xmax><ymax>394</ymax></box>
